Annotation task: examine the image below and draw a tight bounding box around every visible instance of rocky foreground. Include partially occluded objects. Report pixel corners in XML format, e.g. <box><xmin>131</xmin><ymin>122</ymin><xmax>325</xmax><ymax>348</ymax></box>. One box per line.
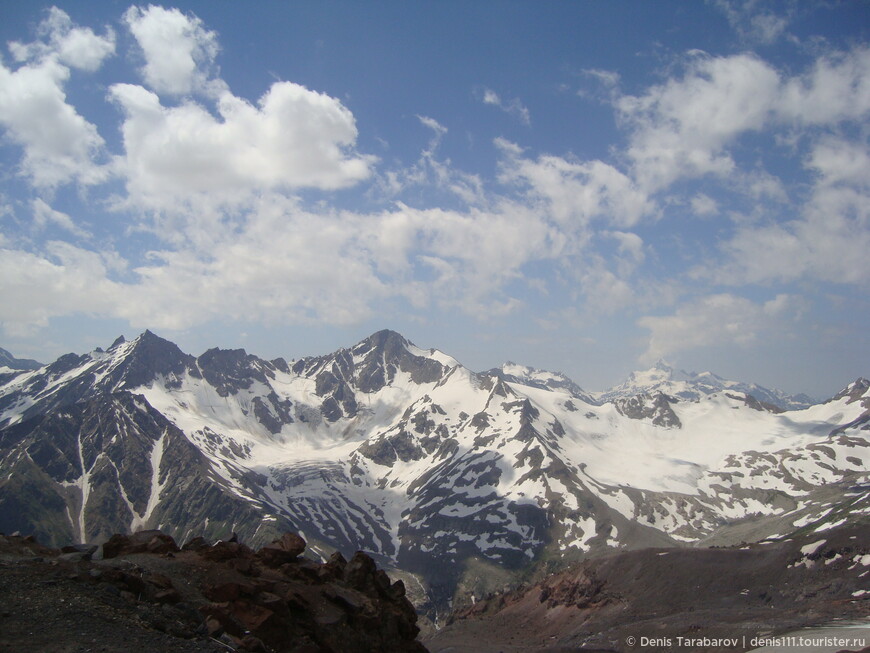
<box><xmin>0</xmin><ymin>529</ymin><xmax>427</xmax><ymax>652</ymax></box>
<box><xmin>425</xmin><ymin>522</ymin><xmax>870</xmax><ymax>653</ymax></box>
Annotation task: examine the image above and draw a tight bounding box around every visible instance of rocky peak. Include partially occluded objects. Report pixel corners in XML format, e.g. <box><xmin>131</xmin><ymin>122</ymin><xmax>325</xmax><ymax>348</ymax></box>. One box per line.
<box><xmin>103</xmin><ymin>330</ymin><xmax>198</xmax><ymax>391</ymax></box>
<box><xmin>354</xmin><ymin>328</ymin><xmax>412</xmax><ymax>356</ymax></box>
<box><xmin>196</xmin><ymin>347</ymin><xmax>270</xmax><ymax>397</ymax></box>
<box><xmin>830</xmin><ymin>377</ymin><xmax>870</xmax><ymax>404</ymax></box>
<box><xmin>352</xmin><ymin>330</ymin><xmax>447</xmax><ymax>392</ymax></box>
<box><xmin>0</xmin><ymin>347</ymin><xmax>42</xmax><ymax>371</ymax></box>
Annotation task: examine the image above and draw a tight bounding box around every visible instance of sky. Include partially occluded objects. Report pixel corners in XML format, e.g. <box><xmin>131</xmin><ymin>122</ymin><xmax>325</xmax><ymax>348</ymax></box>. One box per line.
<box><xmin>0</xmin><ymin>1</ymin><xmax>868</xmax><ymax>398</ymax></box>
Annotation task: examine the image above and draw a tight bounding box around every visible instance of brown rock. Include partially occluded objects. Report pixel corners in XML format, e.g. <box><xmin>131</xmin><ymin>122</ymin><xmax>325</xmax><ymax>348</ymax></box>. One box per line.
<box><xmin>344</xmin><ymin>551</ymin><xmax>378</xmax><ymax>593</ymax></box>
<box><xmin>199</xmin><ymin>603</ymin><xmax>244</xmax><ymax>638</ymax></box>
<box><xmin>153</xmin><ymin>588</ymin><xmax>181</xmax><ymax>604</ymax></box>
<box><xmin>199</xmin><ymin>540</ymin><xmax>253</xmax><ymax>562</ymax></box>
<box><xmin>145</xmin><ymin>573</ymin><xmax>174</xmax><ymax>590</ymax></box>
<box><xmin>102</xmin><ymin>530</ymin><xmax>179</xmax><ymax>559</ymax></box>
<box><xmin>204</xmin><ymin>581</ymin><xmax>247</xmax><ymax>602</ymax></box>
<box><xmin>275</xmin><ymin>532</ymin><xmax>306</xmax><ymax>556</ymax></box>
<box><xmin>256</xmin><ymin>532</ymin><xmax>306</xmax><ymax>568</ymax></box>
<box><xmin>181</xmin><ymin>535</ymin><xmax>208</xmax><ymax>551</ymax></box>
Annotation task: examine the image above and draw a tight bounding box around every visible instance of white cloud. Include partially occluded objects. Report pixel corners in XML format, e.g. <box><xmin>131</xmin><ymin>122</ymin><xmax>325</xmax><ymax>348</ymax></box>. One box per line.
<box><xmin>0</xmin><ymin>243</ymin><xmax>123</xmax><ymax>336</ymax></box>
<box><xmin>711</xmin><ymin>137</ymin><xmax>870</xmax><ymax>287</ymax></box>
<box><xmin>690</xmin><ymin>193</ymin><xmax>718</xmax><ymax>216</ymax></box>
<box><xmin>0</xmin><ymin>191</ymin><xmax>563</xmax><ymax>335</ymax></box>
<box><xmin>31</xmin><ymin>198</ymin><xmax>89</xmax><ymax>238</ymax></box>
<box><xmin>742</xmin><ymin>169</ymin><xmax>787</xmax><ymax>202</ymax></box>
<box><xmin>717</xmin><ymin>187</ymin><xmax>870</xmax><ymax>286</ymax></box>
<box><xmin>615</xmin><ymin>44</ymin><xmax>870</xmax><ymax>197</ymax></box>
<box><xmin>638</xmin><ymin>293</ymin><xmax>796</xmax><ymax>363</ymax></box>
<box><xmin>497</xmin><ymin>139</ymin><xmax>653</xmax><ymax>228</ymax></box>
<box><xmin>9</xmin><ymin>6</ymin><xmax>115</xmax><ymax>72</ymax></box>
<box><xmin>379</xmin><ymin>116</ymin><xmax>485</xmax><ymax>205</ymax></box>
<box><xmin>123</xmin><ymin>5</ymin><xmax>222</xmax><ymax>97</ymax></box>
<box><xmin>712</xmin><ymin>0</ymin><xmax>792</xmax><ymax>45</ymax></box>
<box><xmin>2</xmin><ymin>3</ymin><xmax>865</xmax><ymax>367</ymax></box>
<box><xmin>582</xmin><ymin>68</ymin><xmax>621</xmax><ymax>90</ymax></box>
<box><xmin>779</xmin><ymin>47</ymin><xmax>870</xmax><ymax>125</ymax></box>
<box><xmin>109</xmin><ymin>80</ymin><xmax>376</xmax><ymax>208</ymax></box>
<box><xmin>578</xmin><ymin>264</ymin><xmax>636</xmax><ymax>315</ymax></box>
<box><xmin>807</xmin><ymin>137</ymin><xmax>870</xmax><ymax>189</ymax></box>
<box><xmin>0</xmin><ymin>8</ymin><xmax>113</xmax><ymax>188</ymax></box>
<box><xmin>480</xmin><ymin>87</ymin><xmax>531</xmax><ymax>125</ymax></box>
<box><xmin>618</xmin><ymin>52</ymin><xmax>781</xmax><ymax>191</ymax></box>
<box><xmin>607</xmin><ymin>230</ymin><xmax>644</xmax><ymax>260</ymax></box>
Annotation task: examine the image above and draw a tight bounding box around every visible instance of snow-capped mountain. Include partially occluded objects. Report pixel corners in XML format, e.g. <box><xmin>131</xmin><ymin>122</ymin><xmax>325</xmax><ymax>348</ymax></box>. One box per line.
<box><xmin>596</xmin><ymin>359</ymin><xmax>817</xmax><ymax>410</ymax></box>
<box><xmin>0</xmin><ymin>331</ymin><xmax>867</xmax><ymax>622</ymax></box>
<box><xmin>491</xmin><ymin>362</ymin><xmax>599</xmax><ymax>406</ymax></box>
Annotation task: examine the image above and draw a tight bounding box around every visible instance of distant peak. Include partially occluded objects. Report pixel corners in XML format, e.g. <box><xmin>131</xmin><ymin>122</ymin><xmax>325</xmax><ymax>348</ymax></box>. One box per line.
<box><xmin>126</xmin><ymin>330</ymin><xmax>190</xmax><ymax>359</ymax></box>
<box><xmin>0</xmin><ymin>347</ymin><xmax>43</xmax><ymax>371</ymax></box>
<box><xmin>355</xmin><ymin>329</ymin><xmax>412</xmax><ymax>355</ymax></box>
<box><xmin>367</xmin><ymin>328</ymin><xmax>408</xmax><ymax>344</ymax></box>
<box><xmin>134</xmin><ymin>330</ymin><xmax>172</xmax><ymax>346</ymax></box>
<box><xmin>109</xmin><ymin>335</ymin><xmax>126</xmax><ymax>349</ymax></box>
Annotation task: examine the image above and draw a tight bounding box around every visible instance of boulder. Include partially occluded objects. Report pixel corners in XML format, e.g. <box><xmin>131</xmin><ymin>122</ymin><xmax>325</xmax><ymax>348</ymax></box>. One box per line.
<box><xmin>102</xmin><ymin>531</ymin><xmax>179</xmax><ymax>559</ymax></box>
<box><xmin>256</xmin><ymin>532</ymin><xmax>306</xmax><ymax>568</ymax></box>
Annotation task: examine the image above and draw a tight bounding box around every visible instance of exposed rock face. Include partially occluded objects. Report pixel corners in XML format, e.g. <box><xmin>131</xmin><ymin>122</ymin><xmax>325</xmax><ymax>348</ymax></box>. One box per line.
<box><xmin>612</xmin><ymin>391</ymin><xmax>682</xmax><ymax>428</ymax></box>
<box><xmin>0</xmin><ymin>530</ymin><xmax>428</xmax><ymax>653</ymax></box>
<box><xmin>0</xmin><ymin>390</ymin><xmax>295</xmax><ymax>547</ymax></box>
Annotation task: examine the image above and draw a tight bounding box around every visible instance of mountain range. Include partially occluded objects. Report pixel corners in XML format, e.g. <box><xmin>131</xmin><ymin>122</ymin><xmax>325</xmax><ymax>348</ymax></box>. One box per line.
<box><xmin>0</xmin><ymin>329</ymin><xmax>867</xmax><ymax>625</ymax></box>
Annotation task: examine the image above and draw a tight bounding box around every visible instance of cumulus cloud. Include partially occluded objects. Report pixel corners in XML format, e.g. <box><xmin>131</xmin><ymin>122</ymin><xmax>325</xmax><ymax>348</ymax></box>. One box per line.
<box><xmin>109</xmin><ymin>80</ymin><xmax>376</xmax><ymax>209</ymax></box>
<box><xmin>8</xmin><ymin>6</ymin><xmax>115</xmax><ymax>71</ymax></box>
<box><xmin>123</xmin><ymin>5</ymin><xmax>222</xmax><ymax>97</ymax></box>
<box><xmin>0</xmin><ymin>8</ymin><xmax>113</xmax><ymax>188</ymax></box>
<box><xmin>617</xmin><ymin>52</ymin><xmax>781</xmax><ymax>191</ymax></box>
<box><xmin>497</xmin><ymin>139</ymin><xmax>653</xmax><ymax>229</ymax></box>
<box><xmin>716</xmin><ymin>189</ymin><xmax>870</xmax><ymax>286</ymax></box>
<box><xmin>778</xmin><ymin>46</ymin><xmax>870</xmax><ymax>125</ymax></box>
<box><xmin>637</xmin><ymin>293</ymin><xmax>796</xmax><ymax>363</ymax></box>
<box><xmin>615</xmin><ymin>44</ymin><xmax>870</xmax><ymax>196</ymax></box>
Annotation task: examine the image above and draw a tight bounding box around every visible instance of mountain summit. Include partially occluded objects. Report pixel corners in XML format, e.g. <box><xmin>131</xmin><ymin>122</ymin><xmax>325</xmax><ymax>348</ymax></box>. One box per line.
<box><xmin>597</xmin><ymin>360</ymin><xmax>816</xmax><ymax>409</ymax></box>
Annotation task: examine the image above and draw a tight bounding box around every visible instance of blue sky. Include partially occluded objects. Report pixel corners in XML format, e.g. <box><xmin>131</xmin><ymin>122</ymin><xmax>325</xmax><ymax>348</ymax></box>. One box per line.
<box><xmin>0</xmin><ymin>1</ymin><xmax>868</xmax><ymax>397</ymax></box>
